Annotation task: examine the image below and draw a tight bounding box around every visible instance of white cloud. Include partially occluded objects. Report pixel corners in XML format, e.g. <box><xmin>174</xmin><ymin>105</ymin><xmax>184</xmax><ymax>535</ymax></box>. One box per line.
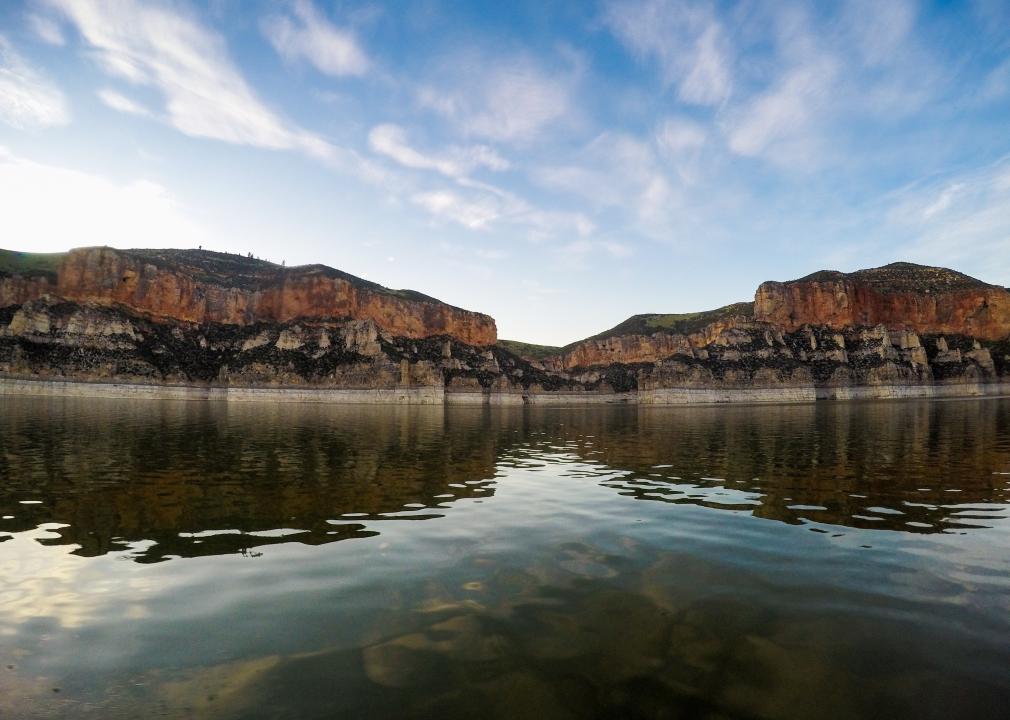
<box><xmin>717</xmin><ymin>1</ymin><xmax>939</xmax><ymax>168</ymax></box>
<box><xmin>262</xmin><ymin>0</ymin><xmax>369</xmax><ymax>77</ymax></box>
<box><xmin>0</xmin><ymin>147</ymin><xmax>208</xmax><ymax>252</ymax></box>
<box><xmin>724</xmin><ymin>56</ymin><xmax>839</xmax><ymax>162</ymax></box>
<box><xmin>656</xmin><ymin>117</ymin><xmax>706</xmax><ymax>155</ymax></box>
<box><xmin>26</xmin><ymin>13</ymin><xmax>65</xmax><ymax>46</ymax></box>
<box><xmin>97</xmin><ymin>88</ymin><xmax>153</xmax><ymax>118</ymax></box>
<box><xmin>45</xmin><ymin>0</ymin><xmax>326</xmax><ymax>156</ymax></box>
<box><xmin>368</xmin><ymin>123</ymin><xmax>509</xmax><ymax>178</ymax></box>
<box><xmin>535</xmin><ymin>132</ymin><xmax>677</xmax><ymax>230</ymax></box>
<box><xmin>920</xmin><ymin>183</ymin><xmax>965</xmax><ymax>220</ymax></box>
<box><xmin>655</xmin><ymin>116</ymin><xmax>707</xmax><ymax>183</ymax></box>
<box><xmin>409</xmin><ymin>181</ymin><xmax>593</xmax><ymax>239</ymax></box>
<box><xmin>841</xmin><ymin>0</ymin><xmax>916</xmax><ymax>67</ymax></box>
<box><xmin>463</xmin><ymin>145</ymin><xmax>511</xmax><ymax>173</ymax></box>
<box><xmin>603</xmin><ymin>0</ymin><xmax>731</xmax><ymax>106</ymax></box>
<box><xmin>417</xmin><ymin>53</ymin><xmax>576</xmax><ymax>143</ymax></box>
<box><xmin>0</xmin><ymin>35</ymin><xmax>69</xmax><ymax>129</ymax></box>
<box><xmin>366</xmin><ymin>122</ymin><xmax>589</xmax><ymax>241</ymax></box>
<box><xmin>411</xmin><ymin>190</ymin><xmax>501</xmax><ymax>230</ymax></box>
<box><xmin>889</xmin><ymin>157</ymin><xmax>1010</xmax><ymax>277</ymax></box>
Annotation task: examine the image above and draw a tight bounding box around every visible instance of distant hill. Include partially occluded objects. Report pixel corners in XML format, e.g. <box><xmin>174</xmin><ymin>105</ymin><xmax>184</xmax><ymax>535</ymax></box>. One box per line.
<box><xmin>567</xmin><ymin>302</ymin><xmax>754</xmax><ymax>349</ymax></box>
<box><xmin>794</xmin><ymin>261</ymin><xmax>997</xmax><ymax>294</ymax></box>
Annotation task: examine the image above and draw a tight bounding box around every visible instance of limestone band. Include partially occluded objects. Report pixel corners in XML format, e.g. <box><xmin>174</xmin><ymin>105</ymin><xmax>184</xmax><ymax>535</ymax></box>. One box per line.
<box><xmin>2</xmin><ymin>247</ymin><xmax>1008</xmax><ymax>403</ymax></box>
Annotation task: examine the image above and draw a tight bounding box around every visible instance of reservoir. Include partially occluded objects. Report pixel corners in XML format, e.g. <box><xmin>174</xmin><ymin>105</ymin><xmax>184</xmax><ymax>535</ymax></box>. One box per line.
<box><xmin>2</xmin><ymin>397</ymin><xmax>1009</xmax><ymax>719</ymax></box>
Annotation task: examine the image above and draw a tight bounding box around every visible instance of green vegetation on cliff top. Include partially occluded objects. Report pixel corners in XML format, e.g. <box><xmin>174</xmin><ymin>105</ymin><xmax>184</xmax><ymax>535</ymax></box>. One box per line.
<box><xmin>0</xmin><ymin>250</ymin><xmax>65</xmax><ymax>278</ymax></box>
<box><xmin>497</xmin><ymin>339</ymin><xmax>562</xmax><ymax>360</ymax></box>
<box><xmin>793</xmin><ymin>262</ymin><xmax>997</xmax><ymax>294</ymax></box>
<box><xmin>0</xmin><ymin>247</ymin><xmax>478</xmax><ymax>314</ymax></box>
<box><xmin>572</xmin><ymin>302</ymin><xmax>755</xmax><ymax>348</ymax></box>
<box><xmin>123</xmin><ymin>248</ymin><xmax>453</xmax><ymax>307</ymax></box>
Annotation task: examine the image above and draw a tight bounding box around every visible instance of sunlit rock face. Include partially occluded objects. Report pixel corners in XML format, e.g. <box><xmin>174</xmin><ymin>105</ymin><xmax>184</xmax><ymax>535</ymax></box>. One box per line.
<box><xmin>2</xmin><ymin>251</ymin><xmax>1010</xmax><ymax>399</ymax></box>
<box><xmin>0</xmin><ymin>273</ymin><xmax>53</xmax><ymax>307</ymax></box>
<box><xmin>546</xmin><ymin>332</ymin><xmax>698</xmax><ymax>371</ymax></box>
<box><xmin>754</xmin><ymin>262</ymin><xmax>1010</xmax><ymax>341</ymax></box>
<box><xmin>8</xmin><ymin>247</ymin><xmax>496</xmax><ymax>346</ymax></box>
<box><xmin>541</xmin><ymin>305</ymin><xmax>758</xmax><ymax>370</ymax></box>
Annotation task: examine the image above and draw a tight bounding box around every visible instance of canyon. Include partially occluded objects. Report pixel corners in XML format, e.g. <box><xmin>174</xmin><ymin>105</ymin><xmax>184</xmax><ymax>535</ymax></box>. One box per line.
<box><xmin>2</xmin><ymin>247</ymin><xmax>1009</xmax><ymax>404</ymax></box>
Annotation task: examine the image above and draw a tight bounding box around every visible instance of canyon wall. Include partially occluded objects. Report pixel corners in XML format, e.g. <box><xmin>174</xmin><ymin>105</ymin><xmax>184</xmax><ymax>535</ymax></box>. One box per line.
<box><xmin>2</xmin><ymin>247</ymin><xmax>496</xmax><ymax>345</ymax></box>
<box><xmin>754</xmin><ymin>262</ymin><xmax>1010</xmax><ymax>340</ymax></box>
<box><xmin>544</xmin><ymin>313</ymin><xmax>757</xmax><ymax>371</ymax></box>
<box><xmin>3</xmin><ymin>251</ymin><xmax>1009</xmax><ymax>404</ymax></box>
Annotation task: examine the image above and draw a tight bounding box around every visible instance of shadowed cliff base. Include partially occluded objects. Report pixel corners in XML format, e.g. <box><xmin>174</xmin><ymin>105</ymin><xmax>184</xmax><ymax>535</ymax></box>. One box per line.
<box><xmin>1</xmin><ymin>248</ymin><xmax>1009</xmax><ymax>404</ymax></box>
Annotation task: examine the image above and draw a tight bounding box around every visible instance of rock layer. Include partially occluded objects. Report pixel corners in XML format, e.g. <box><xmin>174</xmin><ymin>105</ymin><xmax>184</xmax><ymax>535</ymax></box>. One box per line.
<box><xmin>2</xmin><ymin>251</ymin><xmax>1009</xmax><ymax>403</ymax></box>
<box><xmin>2</xmin><ymin>247</ymin><xmax>496</xmax><ymax>345</ymax></box>
<box><xmin>754</xmin><ymin>262</ymin><xmax>1010</xmax><ymax>340</ymax></box>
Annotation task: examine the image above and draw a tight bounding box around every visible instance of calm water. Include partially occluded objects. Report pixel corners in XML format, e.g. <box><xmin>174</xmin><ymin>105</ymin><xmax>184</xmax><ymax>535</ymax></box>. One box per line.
<box><xmin>2</xmin><ymin>397</ymin><xmax>1010</xmax><ymax>719</ymax></box>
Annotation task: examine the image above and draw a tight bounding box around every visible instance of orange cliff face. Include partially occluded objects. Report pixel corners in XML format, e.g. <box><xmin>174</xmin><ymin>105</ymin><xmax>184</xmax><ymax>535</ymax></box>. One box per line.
<box><xmin>0</xmin><ymin>274</ymin><xmax>52</xmax><ymax>308</ymax></box>
<box><xmin>3</xmin><ymin>247</ymin><xmax>497</xmax><ymax>346</ymax></box>
<box><xmin>541</xmin><ymin>305</ymin><xmax>757</xmax><ymax>370</ymax></box>
<box><xmin>754</xmin><ymin>262</ymin><xmax>1010</xmax><ymax>341</ymax></box>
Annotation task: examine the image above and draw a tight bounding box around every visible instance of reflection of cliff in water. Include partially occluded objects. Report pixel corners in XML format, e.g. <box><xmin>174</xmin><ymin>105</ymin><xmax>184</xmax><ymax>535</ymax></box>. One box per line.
<box><xmin>3</xmin><ymin>399</ymin><xmax>1009</xmax><ymax>564</ymax></box>
<box><xmin>0</xmin><ymin>400</ymin><xmax>505</xmax><ymax>562</ymax></box>
<box><xmin>510</xmin><ymin>400</ymin><xmax>1010</xmax><ymax>533</ymax></box>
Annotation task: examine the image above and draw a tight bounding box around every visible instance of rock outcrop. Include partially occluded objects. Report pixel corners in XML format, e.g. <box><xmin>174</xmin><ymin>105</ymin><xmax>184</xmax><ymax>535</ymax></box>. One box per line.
<box><xmin>0</xmin><ymin>297</ymin><xmax>573</xmax><ymax>394</ymax></box>
<box><xmin>1</xmin><ymin>247</ymin><xmax>496</xmax><ymax>345</ymax></box>
<box><xmin>543</xmin><ymin>303</ymin><xmax>756</xmax><ymax>370</ymax></box>
<box><xmin>754</xmin><ymin>262</ymin><xmax>1010</xmax><ymax>340</ymax></box>
<box><xmin>2</xmin><ymin>251</ymin><xmax>1009</xmax><ymax>403</ymax></box>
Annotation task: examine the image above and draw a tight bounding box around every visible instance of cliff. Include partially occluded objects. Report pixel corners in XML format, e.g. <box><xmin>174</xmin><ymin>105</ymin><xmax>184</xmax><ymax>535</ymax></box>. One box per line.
<box><xmin>0</xmin><ymin>247</ymin><xmax>496</xmax><ymax>345</ymax></box>
<box><xmin>542</xmin><ymin>303</ymin><xmax>755</xmax><ymax>370</ymax></box>
<box><xmin>754</xmin><ymin>262</ymin><xmax>1010</xmax><ymax>340</ymax></box>
<box><xmin>2</xmin><ymin>251</ymin><xmax>1009</xmax><ymax>404</ymax></box>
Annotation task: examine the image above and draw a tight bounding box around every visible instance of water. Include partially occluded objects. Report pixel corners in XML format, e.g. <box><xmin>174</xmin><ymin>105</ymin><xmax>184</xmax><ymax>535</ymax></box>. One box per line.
<box><xmin>2</xmin><ymin>397</ymin><xmax>1009</xmax><ymax>719</ymax></box>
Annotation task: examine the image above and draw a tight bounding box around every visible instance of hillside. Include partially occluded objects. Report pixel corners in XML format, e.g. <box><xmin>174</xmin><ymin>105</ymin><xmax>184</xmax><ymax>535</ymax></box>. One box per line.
<box><xmin>570</xmin><ymin>302</ymin><xmax>754</xmax><ymax>349</ymax></box>
<box><xmin>0</xmin><ymin>250</ymin><xmax>65</xmax><ymax>279</ymax></box>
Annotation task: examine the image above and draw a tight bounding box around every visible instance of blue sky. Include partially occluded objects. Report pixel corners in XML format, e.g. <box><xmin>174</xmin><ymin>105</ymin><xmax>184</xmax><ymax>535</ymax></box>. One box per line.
<box><xmin>1</xmin><ymin>0</ymin><xmax>1008</xmax><ymax>345</ymax></box>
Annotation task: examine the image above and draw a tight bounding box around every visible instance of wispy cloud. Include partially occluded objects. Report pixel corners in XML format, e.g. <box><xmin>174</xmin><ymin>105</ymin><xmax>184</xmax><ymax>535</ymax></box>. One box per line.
<box><xmin>26</xmin><ymin>13</ymin><xmax>65</xmax><ymax>46</ymax></box>
<box><xmin>534</xmin><ymin>131</ymin><xmax>677</xmax><ymax>236</ymax></box>
<box><xmin>0</xmin><ymin>35</ymin><xmax>69</xmax><ymax>129</ymax></box>
<box><xmin>410</xmin><ymin>181</ymin><xmax>594</xmax><ymax>241</ymax></box>
<box><xmin>889</xmin><ymin>156</ymin><xmax>1010</xmax><ymax>278</ymax></box>
<box><xmin>655</xmin><ymin>116</ymin><xmax>707</xmax><ymax>183</ymax></box>
<box><xmin>44</xmin><ymin>0</ymin><xmax>326</xmax><ymax>155</ymax></box>
<box><xmin>841</xmin><ymin>0</ymin><xmax>917</xmax><ymax>67</ymax></box>
<box><xmin>719</xmin><ymin>1</ymin><xmax>938</xmax><ymax>169</ymax></box>
<box><xmin>366</xmin><ymin>116</ymin><xmax>589</xmax><ymax>240</ymax></box>
<box><xmin>97</xmin><ymin>88</ymin><xmax>153</xmax><ymax>118</ymax></box>
<box><xmin>980</xmin><ymin>58</ymin><xmax>1010</xmax><ymax>101</ymax></box>
<box><xmin>603</xmin><ymin>0</ymin><xmax>731</xmax><ymax>106</ymax></box>
<box><xmin>262</xmin><ymin>0</ymin><xmax>369</xmax><ymax>77</ymax></box>
<box><xmin>411</xmin><ymin>190</ymin><xmax>501</xmax><ymax>230</ymax></box>
<box><xmin>417</xmin><ymin>51</ymin><xmax>577</xmax><ymax>143</ymax></box>
<box><xmin>368</xmin><ymin>123</ymin><xmax>509</xmax><ymax>179</ymax></box>
<box><xmin>724</xmin><ymin>55</ymin><xmax>839</xmax><ymax>163</ymax></box>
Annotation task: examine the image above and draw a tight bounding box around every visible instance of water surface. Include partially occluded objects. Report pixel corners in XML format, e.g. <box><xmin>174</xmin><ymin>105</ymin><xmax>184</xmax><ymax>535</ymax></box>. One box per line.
<box><xmin>2</xmin><ymin>397</ymin><xmax>1009</xmax><ymax>718</ymax></box>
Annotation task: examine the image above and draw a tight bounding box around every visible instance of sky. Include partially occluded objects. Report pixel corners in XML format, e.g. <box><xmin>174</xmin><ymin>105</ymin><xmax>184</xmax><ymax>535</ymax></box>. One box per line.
<box><xmin>0</xmin><ymin>1</ymin><xmax>1009</xmax><ymax>345</ymax></box>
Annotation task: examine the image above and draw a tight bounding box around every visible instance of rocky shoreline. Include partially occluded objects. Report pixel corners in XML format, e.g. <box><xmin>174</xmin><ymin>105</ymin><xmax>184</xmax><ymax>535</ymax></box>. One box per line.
<box><xmin>2</xmin><ymin>247</ymin><xmax>1009</xmax><ymax>405</ymax></box>
<box><xmin>4</xmin><ymin>376</ymin><xmax>1010</xmax><ymax>406</ymax></box>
